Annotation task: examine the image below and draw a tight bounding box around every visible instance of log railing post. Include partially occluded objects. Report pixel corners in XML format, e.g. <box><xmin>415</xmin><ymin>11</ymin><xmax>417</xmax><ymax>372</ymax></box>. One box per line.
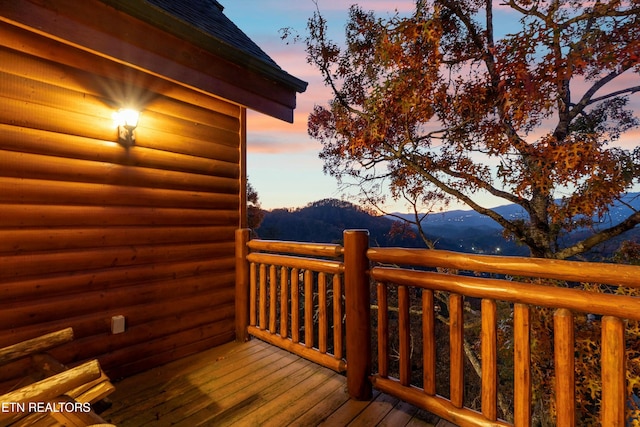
<box><xmin>235</xmin><ymin>228</ymin><xmax>251</xmax><ymax>342</ymax></box>
<box><xmin>344</xmin><ymin>229</ymin><xmax>372</xmax><ymax>400</ymax></box>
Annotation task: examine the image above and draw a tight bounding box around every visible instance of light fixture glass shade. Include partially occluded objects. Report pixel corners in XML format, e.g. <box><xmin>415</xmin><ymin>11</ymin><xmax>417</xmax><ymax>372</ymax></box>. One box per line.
<box><xmin>114</xmin><ymin>108</ymin><xmax>140</xmax><ymax>145</ymax></box>
<box><xmin>115</xmin><ymin>108</ymin><xmax>139</xmax><ymax>129</ymax></box>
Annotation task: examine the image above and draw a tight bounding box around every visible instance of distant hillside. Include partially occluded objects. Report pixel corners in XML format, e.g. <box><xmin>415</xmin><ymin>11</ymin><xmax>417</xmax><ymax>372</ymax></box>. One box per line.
<box><xmin>254</xmin><ymin>198</ymin><xmax>530</xmax><ymax>253</ymax></box>
<box><xmin>391</xmin><ymin>192</ymin><xmax>640</xmax><ymax>230</ymax></box>
<box><xmin>255</xmin><ymin>195</ymin><xmax>640</xmax><ymax>258</ymax></box>
<box><xmin>389</xmin><ymin>193</ymin><xmax>640</xmax><ymax>258</ymax></box>
<box><xmin>255</xmin><ymin>199</ymin><xmax>417</xmax><ymax>246</ymax></box>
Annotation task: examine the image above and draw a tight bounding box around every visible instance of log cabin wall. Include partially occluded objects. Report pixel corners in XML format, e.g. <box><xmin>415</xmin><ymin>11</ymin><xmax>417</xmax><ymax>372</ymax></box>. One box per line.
<box><xmin>0</xmin><ymin>19</ymin><xmax>243</xmax><ymax>380</ymax></box>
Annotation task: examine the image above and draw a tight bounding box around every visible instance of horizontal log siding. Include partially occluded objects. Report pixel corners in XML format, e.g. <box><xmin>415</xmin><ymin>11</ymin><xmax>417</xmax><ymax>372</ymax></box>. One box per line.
<box><xmin>0</xmin><ymin>40</ymin><xmax>241</xmax><ymax>379</ymax></box>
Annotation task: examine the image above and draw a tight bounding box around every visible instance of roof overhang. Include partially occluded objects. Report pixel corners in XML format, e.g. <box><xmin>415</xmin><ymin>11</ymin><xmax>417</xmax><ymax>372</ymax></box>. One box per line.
<box><xmin>0</xmin><ymin>0</ymin><xmax>307</xmax><ymax>122</ymax></box>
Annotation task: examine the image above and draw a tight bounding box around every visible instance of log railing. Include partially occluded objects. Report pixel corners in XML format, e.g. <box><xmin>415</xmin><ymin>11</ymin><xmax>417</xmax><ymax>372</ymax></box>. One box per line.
<box><xmin>236</xmin><ymin>229</ymin><xmax>640</xmax><ymax>426</ymax></box>
<box><xmin>369</xmin><ymin>248</ymin><xmax>640</xmax><ymax>427</ymax></box>
<box><xmin>235</xmin><ymin>229</ymin><xmax>347</xmax><ymax>373</ymax></box>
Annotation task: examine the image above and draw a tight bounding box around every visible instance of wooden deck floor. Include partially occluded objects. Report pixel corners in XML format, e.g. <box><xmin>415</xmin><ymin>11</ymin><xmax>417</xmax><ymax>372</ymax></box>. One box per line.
<box><xmin>101</xmin><ymin>339</ymin><xmax>454</xmax><ymax>427</ymax></box>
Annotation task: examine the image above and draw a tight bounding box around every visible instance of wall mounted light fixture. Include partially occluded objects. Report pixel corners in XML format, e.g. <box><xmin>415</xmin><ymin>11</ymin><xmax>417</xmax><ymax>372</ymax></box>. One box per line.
<box><xmin>114</xmin><ymin>108</ymin><xmax>140</xmax><ymax>145</ymax></box>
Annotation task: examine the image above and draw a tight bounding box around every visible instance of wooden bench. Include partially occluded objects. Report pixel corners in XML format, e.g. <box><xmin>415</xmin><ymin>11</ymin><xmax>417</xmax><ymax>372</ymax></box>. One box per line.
<box><xmin>0</xmin><ymin>328</ymin><xmax>115</xmax><ymax>426</ymax></box>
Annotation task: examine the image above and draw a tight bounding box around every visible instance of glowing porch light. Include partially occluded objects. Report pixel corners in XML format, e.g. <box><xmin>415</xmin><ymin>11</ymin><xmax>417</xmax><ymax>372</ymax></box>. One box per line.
<box><xmin>113</xmin><ymin>108</ymin><xmax>140</xmax><ymax>145</ymax></box>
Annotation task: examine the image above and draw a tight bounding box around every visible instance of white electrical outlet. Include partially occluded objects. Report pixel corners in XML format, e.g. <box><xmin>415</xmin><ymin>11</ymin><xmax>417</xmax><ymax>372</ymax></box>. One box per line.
<box><xmin>111</xmin><ymin>315</ymin><xmax>126</xmax><ymax>334</ymax></box>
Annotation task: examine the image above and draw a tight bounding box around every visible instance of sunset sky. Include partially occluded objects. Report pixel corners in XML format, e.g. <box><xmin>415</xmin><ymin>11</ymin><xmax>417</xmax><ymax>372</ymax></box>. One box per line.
<box><xmin>223</xmin><ymin>1</ymin><xmax>640</xmax><ymax>213</ymax></box>
<box><xmin>224</xmin><ymin>1</ymin><xmax>418</xmax><ymax>211</ymax></box>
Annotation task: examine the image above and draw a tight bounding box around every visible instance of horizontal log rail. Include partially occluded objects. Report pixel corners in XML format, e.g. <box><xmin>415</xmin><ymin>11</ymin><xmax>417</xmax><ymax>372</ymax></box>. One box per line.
<box><xmin>236</xmin><ymin>229</ymin><xmax>640</xmax><ymax>426</ymax></box>
<box><xmin>371</xmin><ymin>267</ymin><xmax>640</xmax><ymax>320</ymax></box>
<box><xmin>246</xmin><ymin>253</ymin><xmax>343</xmax><ymax>275</ymax></box>
<box><xmin>247</xmin><ymin>239</ymin><xmax>344</xmax><ymax>258</ymax></box>
<box><xmin>367</xmin><ymin>247</ymin><xmax>640</xmax><ymax>288</ymax></box>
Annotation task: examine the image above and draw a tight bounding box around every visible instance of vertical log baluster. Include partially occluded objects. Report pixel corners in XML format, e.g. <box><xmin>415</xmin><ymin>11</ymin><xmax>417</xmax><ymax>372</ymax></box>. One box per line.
<box><xmin>318</xmin><ymin>272</ymin><xmax>327</xmax><ymax>353</ymax></box>
<box><xmin>514</xmin><ymin>303</ymin><xmax>531</xmax><ymax>427</ymax></box>
<box><xmin>423</xmin><ymin>289</ymin><xmax>436</xmax><ymax>395</ymax></box>
<box><xmin>280</xmin><ymin>266</ymin><xmax>288</xmax><ymax>339</ymax></box>
<box><xmin>481</xmin><ymin>299</ymin><xmax>497</xmax><ymax>421</ymax></box>
<box><xmin>269</xmin><ymin>265</ymin><xmax>277</xmax><ymax>333</ymax></box>
<box><xmin>304</xmin><ymin>269</ymin><xmax>314</xmax><ymax>348</ymax></box>
<box><xmin>333</xmin><ymin>274</ymin><xmax>343</xmax><ymax>360</ymax></box>
<box><xmin>450</xmin><ymin>293</ymin><xmax>464</xmax><ymax>408</ymax></box>
<box><xmin>249</xmin><ymin>262</ymin><xmax>257</xmax><ymax>327</ymax></box>
<box><xmin>554</xmin><ymin>308</ymin><xmax>575</xmax><ymax>427</ymax></box>
<box><xmin>377</xmin><ymin>282</ymin><xmax>389</xmax><ymax>378</ymax></box>
<box><xmin>291</xmin><ymin>268</ymin><xmax>300</xmax><ymax>343</ymax></box>
<box><xmin>399</xmin><ymin>285</ymin><xmax>411</xmax><ymax>386</ymax></box>
<box><xmin>259</xmin><ymin>264</ymin><xmax>267</xmax><ymax>330</ymax></box>
<box><xmin>601</xmin><ymin>316</ymin><xmax>625</xmax><ymax>427</ymax></box>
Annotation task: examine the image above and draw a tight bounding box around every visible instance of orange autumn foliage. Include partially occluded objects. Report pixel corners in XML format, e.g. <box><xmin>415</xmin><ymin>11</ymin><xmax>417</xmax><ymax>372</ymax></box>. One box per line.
<box><xmin>303</xmin><ymin>2</ymin><xmax>640</xmax><ymax>423</ymax></box>
<box><xmin>305</xmin><ymin>0</ymin><xmax>640</xmax><ymax>259</ymax></box>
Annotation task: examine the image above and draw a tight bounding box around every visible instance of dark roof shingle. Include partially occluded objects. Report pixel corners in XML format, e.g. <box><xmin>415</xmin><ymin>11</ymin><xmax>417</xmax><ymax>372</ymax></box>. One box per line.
<box><xmin>146</xmin><ymin>0</ymin><xmax>281</xmax><ymax>70</ymax></box>
<box><xmin>101</xmin><ymin>0</ymin><xmax>306</xmax><ymax>93</ymax></box>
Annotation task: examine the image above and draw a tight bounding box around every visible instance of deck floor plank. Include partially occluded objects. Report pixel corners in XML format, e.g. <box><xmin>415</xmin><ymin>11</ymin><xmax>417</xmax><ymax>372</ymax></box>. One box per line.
<box><xmin>317</xmin><ymin>390</ymin><xmax>383</xmax><ymax>426</ymax></box>
<box><xmin>231</xmin><ymin>367</ymin><xmax>346</xmax><ymax>427</ymax></box>
<box><xmin>107</xmin><ymin>347</ymin><xmax>293</xmax><ymax>425</ymax></box>
<box><xmin>276</xmin><ymin>375</ymin><xmax>349</xmax><ymax>426</ymax></box>
<box><xmin>180</xmin><ymin>356</ymin><xmax>319</xmax><ymax>426</ymax></box>
<box><xmin>377</xmin><ymin>399</ymin><xmax>422</xmax><ymax>427</ymax></box>
<box><xmin>347</xmin><ymin>392</ymin><xmax>400</xmax><ymax>426</ymax></box>
<box><xmin>104</xmin><ymin>339</ymin><xmax>272</xmax><ymax>417</ymax></box>
<box><xmin>129</xmin><ymin>351</ymin><xmax>304</xmax><ymax>426</ymax></box>
<box><xmin>101</xmin><ymin>339</ymin><xmax>445</xmax><ymax>427</ymax></box>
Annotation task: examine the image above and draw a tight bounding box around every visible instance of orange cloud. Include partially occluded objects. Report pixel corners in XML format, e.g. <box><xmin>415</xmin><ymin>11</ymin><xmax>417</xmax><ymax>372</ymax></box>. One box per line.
<box><xmin>318</xmin><ymin>0</ymin><xmax>415</xmax><ymax>12</ymax></box>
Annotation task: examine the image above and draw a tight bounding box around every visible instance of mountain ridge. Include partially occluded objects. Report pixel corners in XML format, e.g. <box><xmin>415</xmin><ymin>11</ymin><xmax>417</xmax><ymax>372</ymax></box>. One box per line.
<box><xmin>256</xmin><ymin>194</ymin><xmax>640</xmax><ymax>258</ymax></box>
<box><xmin>389</xmin><ymin>192</ymin><xmax>640</xmax><ymax>229</ymax></box>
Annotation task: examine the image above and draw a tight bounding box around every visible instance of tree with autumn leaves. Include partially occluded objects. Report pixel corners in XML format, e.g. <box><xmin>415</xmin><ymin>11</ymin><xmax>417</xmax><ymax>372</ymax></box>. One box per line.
<box><xmin>306</xmin><ymin>0</ymin><xmax>640</xmax><ymax>260</ymax></box>
<box><xmin>302</xmin><ymin>0</ymin><xmax>640</xmax><ymax>424</ymax></box>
